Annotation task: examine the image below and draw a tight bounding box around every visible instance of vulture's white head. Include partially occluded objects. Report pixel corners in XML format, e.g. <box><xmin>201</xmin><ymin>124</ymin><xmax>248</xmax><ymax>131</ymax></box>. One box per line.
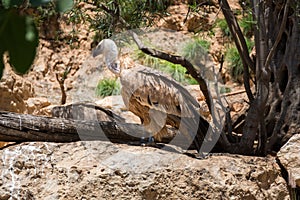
<box><xmin>92</xmin><ymin>39</ymin><xmax>121</xmax><ymax>75</ymax></box>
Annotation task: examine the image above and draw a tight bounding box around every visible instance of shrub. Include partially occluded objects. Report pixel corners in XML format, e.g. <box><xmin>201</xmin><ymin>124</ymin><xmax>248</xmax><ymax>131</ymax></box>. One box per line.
<box><xmin>216</xmin><ymin>12</ymin><xmax>255</xmax><ymax>39</ymax></box>
<box><xmin>239</xmin><ymin>13</ymin><xmax>255</xmax><ymax>37</ymax></box>
<box><xmin>159</xmin><ymin>61</ymin><xmax>198</xmax><ymax>85</ymax></box>
<box><xmin>67</xmin><ymin>0</ymin><xmax>171</xmax><ymax>41</ymax></box>
<box><xmin>95</xmin><ymin>78</ymin><xmax>120</xmax><ymax>97</ymax></box>
<box><xmin>134</xmin><ymin>51</ymin><xmax>197</xmax><ymax>85</ymax></box>
<box><xmin>182</xmin><ymin>38</ymin><xmax>210</xmax><ymax>60</ymax></box>
<box><xmin>225</xmin><ymin>39</ymin><xmax>254</xmax><ymax>82</ymax></box>
<box><xmin>216</xmin><ymin>18</ymin><xmax>231</xmax><ymax>37</ymax></box>
<box><xmin>220</xmin><ymin>86</ymin><xmax>232</xmax><ymax>94</ymax></box>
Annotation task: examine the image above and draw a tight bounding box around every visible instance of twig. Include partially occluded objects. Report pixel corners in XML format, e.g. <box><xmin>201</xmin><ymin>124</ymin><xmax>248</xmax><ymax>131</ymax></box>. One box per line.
<box><xmin>221</xmin><ymin>89</ymin><xmax>246</xmax><ymax>97</ymax></box>
<box><xmin>219</xmin><ymin>54</ymin><xmax>224</xmax><ymax>73</ymax></box>
<box><xmin>56</xmin><ymin>66</ymin><xmax>71</xmax><ymax>105</ymax></box>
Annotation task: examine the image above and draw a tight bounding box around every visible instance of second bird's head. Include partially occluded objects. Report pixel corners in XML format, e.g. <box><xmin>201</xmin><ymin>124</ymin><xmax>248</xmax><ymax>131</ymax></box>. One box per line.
<box><xmin>92</xmin><ymin>39</ymin><xmax>121</xmax><ymax>76</ymax></box>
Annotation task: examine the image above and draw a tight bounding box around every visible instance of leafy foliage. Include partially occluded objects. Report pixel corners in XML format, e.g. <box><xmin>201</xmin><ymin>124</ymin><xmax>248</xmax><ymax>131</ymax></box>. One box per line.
<box><xmin>225</xmin><ymin>38</ymin><xmax>254</xmax><ymax>82</ymax></box>
<box><xmin>0</xmin><ymin>0</ymin><xmax>73</xmax><ymax>79</ymax></box>
<box><xmin>1</xmin><ymin>0</ymin><xmax>23</xmax><ymax>9</ymax></box>
<box><xmin>181</xmin><ymin>38</ymin><xmax>214</xmax><ymax>81</ymax></box>
<box><xmin>34</xmin><ymin>3</ymin><xmax>58</xmax><ymax>25</ymax></box>
<box><xmin>226</xmin><ymin>46</ymin><xmax>242</xmax><ymax>80</ymax></box>
<box><xmin>216</xmin><ymin>8</ymin><xmax>255</xmax><ymax>83</ymax></box>
<box><xmin>239</xmin><ymin>12</ymin><xmax>255</xmax><ymax>37</ymax></box>
<box><xmin>216</xmin><ymin>18</ymin><xmax>231</xmax><ymax>37</ymax></box>
<box><xmin>0</xmin><ymin>9</ymin><xmax>39</xmax><ymax>75</ymax></box>
<box><xmin>96</xmin><ymin>78</ymin><xmax>121</xmax><ymax>97</ymax></box>
<box><xmin>30</xmin><ymin>0</ymin><xmax>73</xmax><ymax>12</ymax></box>
<box><xmin>159</xmin><ymin>61</ymin><xmax>198</xmax><ymax>85</ymax></box>
<box><xmin>132</xmin><ymin>38</ymin><xmax>212</xmax><ymax>85</ymax></box>
<box><xmin>67</xmin><ymin>0</ymin><xmax>171</xmax><ymax>42</ymax></box>
<box><xmin>216</xmin><ymin>11</ymin><xmax>255</xmax><ymax>38</ymax></box>
<box><xmin>55</xmin><ymin>0</ymin><xmax>73</xmax><ymax>12</ymax></box>
<box><xmin>220</xmin><ymin>86</ymin><xmax>231</xmax><ymax>94</ymax></box>
<box><xmin>182</xmin><ymin>38</ymin><xmax>210</xmax><ymax>60</ymax></box>
<box><xmin>135</xmin><ymin>50</ymin><xmax>198</xmax><ymax>85</ymax></box>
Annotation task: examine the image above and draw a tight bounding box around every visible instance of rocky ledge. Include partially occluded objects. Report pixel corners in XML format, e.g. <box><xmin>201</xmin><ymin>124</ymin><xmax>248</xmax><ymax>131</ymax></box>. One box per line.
<box><xmin>0</xmin><ymin>140</ymin><xmax>289</xmax><ymax>199</ymax></box>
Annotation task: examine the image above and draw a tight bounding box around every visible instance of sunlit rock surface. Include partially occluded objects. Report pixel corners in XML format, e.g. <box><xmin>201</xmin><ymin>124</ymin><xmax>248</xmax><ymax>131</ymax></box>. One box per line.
<box><xmin>0</xmin><ymin>69</ymin><xmax>34</xmax><ymax>114</ymax></box>
<box><xmin>0</xmin><ymin>141</ymin><xmax>289</xmax><ymax>199</ymax></box>
<box><xmin>277</xmin><ymin>134</ymin><xmax>300</xmax><ymax>188</ymax></box>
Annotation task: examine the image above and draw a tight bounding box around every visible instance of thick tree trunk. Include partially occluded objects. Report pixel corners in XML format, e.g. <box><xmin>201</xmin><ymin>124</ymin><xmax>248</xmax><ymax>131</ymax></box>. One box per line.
<box><xmin>266</xmin><ymin>4</ymin><xmax>300</xmax><ymax>150</ymax></box>
<box><xmin>218</xmin><ymin>0</ymin><xmax>300</xmax><ymax>155</ymax></box>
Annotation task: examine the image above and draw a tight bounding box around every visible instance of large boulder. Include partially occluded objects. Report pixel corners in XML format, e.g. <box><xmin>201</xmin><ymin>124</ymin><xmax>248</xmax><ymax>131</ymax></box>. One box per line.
<box><xmin>277</xmin><ymin>134</ymin><xmax>300</xmax><ymax>188</ymax></box>
<box><xmin>0</xmin><ymin>141</ymin><xmax>289</xmax><ymax>199</ymax></box>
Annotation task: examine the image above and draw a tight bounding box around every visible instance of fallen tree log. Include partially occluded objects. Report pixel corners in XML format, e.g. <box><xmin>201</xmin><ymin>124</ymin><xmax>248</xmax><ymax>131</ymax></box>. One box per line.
<box><xmin>0</xmin><ymin>111</ymin><xmax>179</xmax><ymax>146</ymax></box>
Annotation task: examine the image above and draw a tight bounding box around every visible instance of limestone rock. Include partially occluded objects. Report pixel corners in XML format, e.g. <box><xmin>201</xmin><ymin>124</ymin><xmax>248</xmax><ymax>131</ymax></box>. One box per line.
<box><xmin>277</xmin><ymin>134</ymin><xmax>300</xmax><ymax>188</ymax></box>
<box><xmin>26</xmin><ymin>97</ymin><xmax>51</xmax><ymax>115</ymax></box>
<box><xmin>0</xmin><ymin>68</ymin><xmax>51</xmax><ymax>116</ymax></box>
<box><xmin>0</xmin><ymin>141</ymin><xmax>289</xmax><ymax>199</ymax></box>
<box><xmin>0</xmin><ymin>70</ymin><xmax>34</xmax><ymax>113</ymax></box>
<box><xmin>96</xmin><ymin>95</ymin><xmax>141</xmax><ymax>124</ymax></box>
<box><xmin>96</xmin><ymin>95</ymin><xmax>127</xmax><ymax>111</ymax></box>
<box><xmin>186</xmin><ymin>14</ymin><xmax>210</xmax><ymax>32</ymax></box>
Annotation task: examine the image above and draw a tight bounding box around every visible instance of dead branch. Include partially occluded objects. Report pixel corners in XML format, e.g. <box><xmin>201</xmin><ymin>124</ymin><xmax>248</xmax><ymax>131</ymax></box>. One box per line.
<box><xmin>219</xmin><ymin>0</ymin><xmax>254</xmax><ymax>103</ymax></box>
<box><xmin>55</xmin><ymin>66</ymin><xmax>71</xmax><ymax>105</ymax></box>
<box><xmin>220</xmin><ymin>89</ymin><xmax>246</xmax><ymax>97</ymax></box>
<box><xmin>264</xmin><ymin>0</ymin><xmax>290</xmax><ymax>69</ymax></box>
<box><xmin>130</xmin><ymin>30</ymin><xmax>213</xmax><ymax>114</ymax></box>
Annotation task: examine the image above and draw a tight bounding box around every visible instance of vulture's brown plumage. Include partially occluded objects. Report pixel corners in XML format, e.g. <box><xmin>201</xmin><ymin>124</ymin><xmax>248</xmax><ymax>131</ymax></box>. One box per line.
<box><xmin>92</xmin><ymin>39</ymin><xmax>209</xmax><ymax>151</ymax></box>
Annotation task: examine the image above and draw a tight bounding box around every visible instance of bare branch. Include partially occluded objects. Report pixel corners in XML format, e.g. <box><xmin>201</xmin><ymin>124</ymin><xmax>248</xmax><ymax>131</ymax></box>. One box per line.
<box><xmin>220</xmin><ymin>0</ymin><xmax>255</xmax><ymax>71</ymax></box>
<box><xmin>264</xmin><ymin>0</ymin><xmax>290</xmax><ymax>69</ymax></box>
<box><xmin>55</xmin><ymin>66</ymin><xmax>71</xmax><ymax>105</ymax></box>
<box><xmin>130</xmin><ymin>30</ymin><xmax>213</xmax><ymax>113</ymax></box>
<box><xmin>219</xmin><ymin>0</ymin><xmax>254</xmax><ymax>102</ymax></box>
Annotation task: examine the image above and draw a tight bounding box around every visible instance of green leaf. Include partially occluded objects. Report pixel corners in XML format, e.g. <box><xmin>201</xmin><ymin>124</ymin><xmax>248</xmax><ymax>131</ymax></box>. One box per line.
<box><xmin>2</xmin><ymin>11</ymin><xmax>39</xmax><ymax>74</ymax></box>
<box><xmin>2</xmin><ymin>0</ymin><xmax>23</xmax><ymax>9</ymax></box>
<box><xmin>55</xmin><ymin>0</ymin><xmax>73</xmax><ymax>13</ymax></box>
<box><xmin>29</xmin><ymin>0</ymin><xmax>51</xmax><ymax>7</ymax></box>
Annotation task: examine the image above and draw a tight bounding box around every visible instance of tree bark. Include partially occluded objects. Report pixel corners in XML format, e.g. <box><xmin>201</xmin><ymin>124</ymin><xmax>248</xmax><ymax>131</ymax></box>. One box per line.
<box><xmin>0</xmin><ymin>111</ymin><xmax>136</xmax><ymax>142</ymax></box>
<box><xmin>266</xmin><ymin>2</ymin><xmax>300</xmax><ymax>150</ymax></box>
<box><xmin>0</xmin><ymin>111</ymin><xmax>200</xmax><ymax>148</ymax></box>
<box><xmin>218</xmin><ymin>0</ymin><xmax>300</xmax><ymax>155</ymax></box>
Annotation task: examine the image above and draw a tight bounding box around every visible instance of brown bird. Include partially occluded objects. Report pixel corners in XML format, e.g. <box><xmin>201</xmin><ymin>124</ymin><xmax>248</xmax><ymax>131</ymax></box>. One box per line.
<box><xmin>92</xmin><ymin>39</ymin><xmax>209</xmax><ymax>151</ymax></box>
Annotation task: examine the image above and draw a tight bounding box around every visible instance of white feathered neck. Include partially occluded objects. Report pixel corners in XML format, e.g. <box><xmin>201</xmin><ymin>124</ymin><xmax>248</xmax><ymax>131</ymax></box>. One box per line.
<box><xmin>92</xmin><ymin>39</ymin><xmax>121</xmax><ymax>75</ymax></box>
